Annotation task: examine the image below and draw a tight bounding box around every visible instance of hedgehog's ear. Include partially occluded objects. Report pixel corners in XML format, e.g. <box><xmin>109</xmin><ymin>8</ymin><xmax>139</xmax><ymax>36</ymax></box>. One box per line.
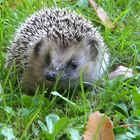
<box><xmin>88</xmin><ymin>39</ymin><xmax>98</xmax><ymax>60</ymax></box>
<box><xmin>34</xmin><ymin>40</ymin><xmax>43</xmax><ymax>55</ymax></box>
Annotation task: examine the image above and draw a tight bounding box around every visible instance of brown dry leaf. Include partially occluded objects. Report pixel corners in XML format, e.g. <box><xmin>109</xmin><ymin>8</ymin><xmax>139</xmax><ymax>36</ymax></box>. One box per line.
<box><xmin>88</xmin><ymin>0</ymin><xmax>115</xmax><ymax>29</ymax></box>
<box><xmin>108</xmin><ymin>65</ymin><xmax>134</xmax><ymax>80</ymax></box>
<box><xmin>83</xmin><ymin>111</ymin><xmax>115</xmax><ymax>140</ymax></box>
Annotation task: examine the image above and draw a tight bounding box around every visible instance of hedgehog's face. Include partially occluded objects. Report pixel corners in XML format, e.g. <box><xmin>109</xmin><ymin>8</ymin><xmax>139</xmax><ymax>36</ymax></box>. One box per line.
<box><xmin>30</xmin><ymin>38</ymin><xmax>99</xmax><ymax>89</ymax></box>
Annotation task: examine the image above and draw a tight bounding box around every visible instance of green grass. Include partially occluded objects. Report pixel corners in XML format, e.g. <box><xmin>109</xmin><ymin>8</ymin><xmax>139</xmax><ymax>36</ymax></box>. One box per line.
<box><xmin>0</xmin><ymin>0</ymin><xmax>140</xmax><ymax>139</ymax></box>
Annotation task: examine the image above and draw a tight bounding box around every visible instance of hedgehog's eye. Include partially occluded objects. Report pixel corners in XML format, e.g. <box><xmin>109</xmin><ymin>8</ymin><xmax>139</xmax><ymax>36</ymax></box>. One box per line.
<box><xmin>71</xmin><ymin>60</ymin><xmax>78</xmax><ymax>69</ymax></box>
<box><xmin>46</xmin><ymin>53</ymin><xmax>51</xmax><ymax>66</ymax></box>
<box><xmin>68</xmin><ymin>60</ymin><xmax>78</xmax><ymax>69</ymax></box>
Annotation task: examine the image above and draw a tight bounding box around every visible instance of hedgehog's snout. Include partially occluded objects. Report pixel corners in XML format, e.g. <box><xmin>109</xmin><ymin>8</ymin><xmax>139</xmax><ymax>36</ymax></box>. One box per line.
<box><xmin>45</xmin><ymin>68</ymin><xmax>70</xmax><ymax>82</ymax></box>
<box><xmin>45</xmin><ymin>71</ymin><xmax>57</xmax><ymax>81</ymax></box>
<box><xmin>45</xmin><ymin>68</ymin><xmax>65</xmax><ymax>81</ymax></box>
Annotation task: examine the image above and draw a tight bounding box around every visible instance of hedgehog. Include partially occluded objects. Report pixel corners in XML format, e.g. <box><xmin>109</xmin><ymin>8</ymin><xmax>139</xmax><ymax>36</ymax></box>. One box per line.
<box><xmin>6</xmin><ymin>8</ymin><xmax>109</xmax><ymax>94</ymax></box>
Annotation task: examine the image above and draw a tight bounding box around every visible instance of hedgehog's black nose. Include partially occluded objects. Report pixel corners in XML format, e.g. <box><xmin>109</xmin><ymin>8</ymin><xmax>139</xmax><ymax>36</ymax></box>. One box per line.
<box><xmin>45</xmin><ymin>71</ymin><xmax>57</xmax><ymax>81</ymax></box>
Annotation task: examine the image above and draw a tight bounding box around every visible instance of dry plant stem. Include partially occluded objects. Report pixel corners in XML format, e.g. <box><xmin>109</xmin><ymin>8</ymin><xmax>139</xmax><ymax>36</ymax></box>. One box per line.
<box><xmin>88</xmin><ymin>0</ymin><xmax>115</xmax><ymax>29</ymax></box>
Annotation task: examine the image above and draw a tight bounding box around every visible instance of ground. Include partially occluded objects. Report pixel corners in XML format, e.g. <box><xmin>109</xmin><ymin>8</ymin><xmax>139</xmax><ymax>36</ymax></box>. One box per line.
<box><xmin>0</xmin><ymin>0</ymin><xmax>140</xmax><ymax>139</ymax></box>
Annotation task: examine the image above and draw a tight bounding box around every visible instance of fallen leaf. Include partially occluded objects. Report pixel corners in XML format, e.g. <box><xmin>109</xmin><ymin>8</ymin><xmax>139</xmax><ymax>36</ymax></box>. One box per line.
<box><xmin>108</xmin><ymin>65</ymin><xmax>134</xmax><ymax>80</ymax></box>
<box><xmin>83</xmin><ymin>111</ymin><xmax>115</xmax><ymax>140</ymax></box>
<box><xmin>88</xmin><ymin>0</ymin><xmax>116</xmax><ymax>29</ymax></box>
